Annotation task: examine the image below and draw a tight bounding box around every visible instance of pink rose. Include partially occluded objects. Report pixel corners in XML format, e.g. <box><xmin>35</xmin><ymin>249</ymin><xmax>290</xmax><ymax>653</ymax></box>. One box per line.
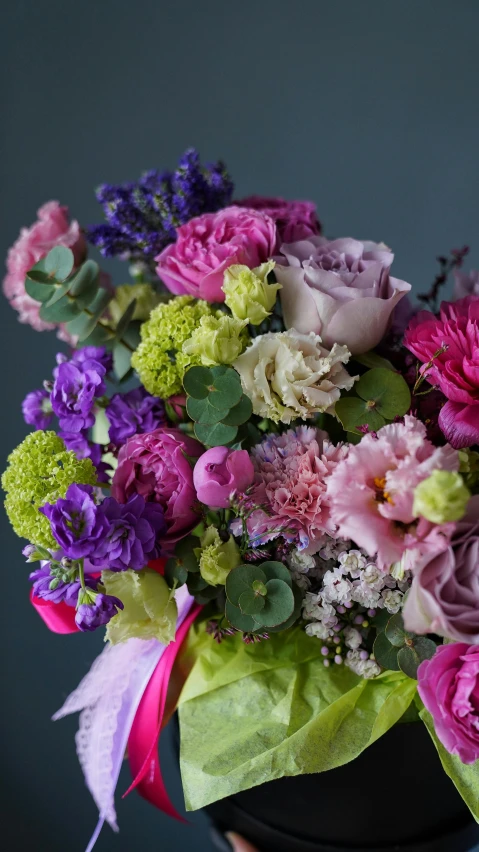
<box><xmin>418</xmin><ymin>642</ymin><xmax>479</xmax><ymax>764</ymax></box>
<box><xmin>3</xmin><ymin>201</ymin><xmax>86</xmax><ymax>333</ymax></box>
<box><xmin>111</xmin><ymin>428</ymin><xmax>203</xmax><ymax>546</ymax></box>
<box><xmin>193</xmin><ymin>446</ymin><xmax>254</xmax><ymax>509</ymax></box>
<box><xmin>275</xmin><ymin>237</ymin><xmax>411</xmax><ymax>355</ymax></box>
<box><xmin>155</xmin><ymin>205</ymin><xmax>277</xmax><ymax>302</ymax></box>
<box><xmin>236</xmin><ymin>195</ymin><xmax>321</xmax><ymax>248</ymax></box>
<box><xmin>404</xmin><ymin>297</ymin><xmax>479</xmax><ymax>449</ymax></box>
<box><xmin>404</xmin><ymin>496</ymin><xmax>479</xmax><ymax>644</ymax></box>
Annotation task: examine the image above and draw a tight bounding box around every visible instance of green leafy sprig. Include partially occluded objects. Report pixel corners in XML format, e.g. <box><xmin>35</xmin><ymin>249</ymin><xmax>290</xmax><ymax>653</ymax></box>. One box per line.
<box><xmin>183</xmin><ymin>365</ymin><xmax>252</xmax><ymax>446</ymax></box>
<box><xmin>373</xmin><ymin>611</ymin><xmax>437</xmax><ymax>678</ymax></box>
<box><xmin>335</xmin><ymin>367</ymin><xmax>411</xmax><ymax>437</ymax></box>
<box><xmin>225</xmin><ymin>561</ymin><xmax>302</xmax><ymax>633</ymax></box>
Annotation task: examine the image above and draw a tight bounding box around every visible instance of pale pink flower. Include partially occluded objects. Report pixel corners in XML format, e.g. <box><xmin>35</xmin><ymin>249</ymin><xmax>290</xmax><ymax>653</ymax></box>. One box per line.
<box><xmin>326</xmin><ymin>415</ymin><xmax>459</xmax><ymax>570</ymax></box>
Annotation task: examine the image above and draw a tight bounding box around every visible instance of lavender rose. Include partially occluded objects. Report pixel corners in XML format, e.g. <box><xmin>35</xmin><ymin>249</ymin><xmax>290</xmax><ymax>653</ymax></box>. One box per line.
<box><xmin>275</xmin><ymin>237</ymin><xmax>411</xmax><ymax>355</ymax></box>
<box><xmin>155</xmin><ymin>206</ymin><xmax>277</xmax><ymax>302</ymax></box>
<box><xmin>418</xmin><ymin>643</ymin><xmax>479</xmax><ymax>764</ymax></box>
<box><xmin>404</xmin><ymin>496</ymin><xmax>479</xmax><ymax>643</ymax></box>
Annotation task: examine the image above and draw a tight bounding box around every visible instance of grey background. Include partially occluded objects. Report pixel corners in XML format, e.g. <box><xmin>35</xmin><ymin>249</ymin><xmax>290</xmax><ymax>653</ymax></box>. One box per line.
<box><xmin>1</xmin><ymin>1</ymin><xmax>479</xmax><ymax>850</ymax></box>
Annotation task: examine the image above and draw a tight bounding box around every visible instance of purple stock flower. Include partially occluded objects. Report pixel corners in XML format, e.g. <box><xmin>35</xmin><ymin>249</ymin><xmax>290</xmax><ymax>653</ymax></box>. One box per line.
<box><xmin>60</xmin><ymin>430</ymin><xmax>111</xmax><ymax>483</ymax></box>
<box><xmin>75</xmin><ymin>593</ymin><xmax>123</xmax><ymax>632</ymax></box>
<box><xmin>89</xmin><ymin>493</ymin><xmax>166</xmax><ymax>571</ymax></box>
<box><xmin>71</xmin><ymin>346</ymin><xmax>113</xmax><ymax>374</ymax></box>
<box><xmin>22</xmin><ymin>388</ymin><xmax>53</xmax><ymax>430</ymax></box>
<box><xmin>40</xmin><ymin>484</ymin><xmax>109</xmax><ymax>559</ymax></box>
<box><xmin>106</xmin><ymin>387</ymin><xmax>166</xmax><ymax>445</ymax></box>
<box><xmin>51</xmin><ymin>359</ymin><xmax>106</xmax><ymax>433</ymax></box>
<box><xmin>29</xmin><ymin>564</ymin><xmax>98</xmax><ymax>606</ymax></box>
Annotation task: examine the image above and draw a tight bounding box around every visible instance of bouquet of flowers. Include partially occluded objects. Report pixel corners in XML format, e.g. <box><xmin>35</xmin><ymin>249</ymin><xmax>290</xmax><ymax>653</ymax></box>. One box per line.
<box><xmin>3</xmin><ymin>149</ymin><xmax>479</xmax><ymax>850</ymax></box>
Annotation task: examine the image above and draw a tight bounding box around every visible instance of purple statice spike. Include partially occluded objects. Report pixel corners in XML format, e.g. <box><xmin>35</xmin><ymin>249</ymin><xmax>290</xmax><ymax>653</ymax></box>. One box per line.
<box><xmin>53</xmin><ymin>585</ymin><xmax>194</xmax><ymax>851</ymax></box>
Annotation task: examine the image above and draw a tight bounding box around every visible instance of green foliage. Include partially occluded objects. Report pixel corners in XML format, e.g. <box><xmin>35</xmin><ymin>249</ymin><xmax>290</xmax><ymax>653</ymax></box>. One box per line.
<box><xmin>225</xmin><ymin>561</ymin><xmax>297</xmax><ymax>631</ymax></box>
<box><xmin>184</xmin><ymin>365</ymin><xmax>250</xmax><ymax>446</ymax></box>
<box><xmin>336</xmin><ymin>367</ymin><xmax>411</xmax><ymax>436</ymax></box>
<box><xmin>372</xmin><ymin>611</ymin><xmax>437</xmax><ymax>678</ymax></box>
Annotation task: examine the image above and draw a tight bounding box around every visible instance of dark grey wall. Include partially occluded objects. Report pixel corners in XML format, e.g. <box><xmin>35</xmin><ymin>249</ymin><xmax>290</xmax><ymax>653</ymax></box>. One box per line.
<box><xmin>1</xmin><ymin>2</ymin><xmax>478</xmax><ymax>850</ymax></box>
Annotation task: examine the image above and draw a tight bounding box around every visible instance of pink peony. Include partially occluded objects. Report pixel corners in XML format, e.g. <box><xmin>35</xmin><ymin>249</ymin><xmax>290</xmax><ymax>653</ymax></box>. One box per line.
<box><xmin>404</xmin><ymin>297</ymin><xmax>479</xmax><ymax>449</ymax></box>
<box><xmin>404</xmin><ymin>496</ymin><xmax>479</xmax><ymax>644</ymax></box>
<box><xmin>275</xmin><ymin>237</ymin><xmax>411</xmax><ymax>355</ymax></box>
<box><xmin>3</xmin><ymin>201</ymin><xmax>86</xmax><ymax>333</ymax></box>
<box><xmin>249</xmin><ymin>426</ymin><xmax>349</xmax><ymax>552</ymax></box>
<box><xmin>111</xmin><ymin>427</ymin><xmax>203</xmax><ymax>546</ymax></box>
<box><xmin>418</xmin><ymin>643</ymin><xmax>479</xmax><ymax>764</ymax></box>
<box><xmin>193</xmin><ymin>446</ymin><xmax>254</xmax><ymax>509</ymax></box>
<box><xmin>155</xmin><ymin>205</ymin><xmax>277</xmax><ymax>302</ymax></box>
<box><xmin>236</xmin><ymin>195</ymin><xmax>321</xmax><ymax>248</ymax></box>
<box><xmin>326</xmin><ymin>416</ymin><xmax>458</xmax><ymax>570</ymax></box>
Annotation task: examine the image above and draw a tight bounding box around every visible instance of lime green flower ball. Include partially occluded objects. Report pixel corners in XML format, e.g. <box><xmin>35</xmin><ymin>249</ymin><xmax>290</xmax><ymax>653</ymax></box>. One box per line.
<box><xmin>413</xmin><ymin>470</ymin><xmax>471</xmax><ymax>524</ymax></box>
<box><xmin>183</xmin><ymin>313</ymin><xmax>249</xmax><ymax>366</ymax></box>
<box><xmin>131</xmin><ymin>295</ymin><xmax>216</xmax><ymax>398</ymax></box>
<box><xmin>2</xmin><ymin>430</ymin><xmax>97</xmax><ymax>548</ymax></box>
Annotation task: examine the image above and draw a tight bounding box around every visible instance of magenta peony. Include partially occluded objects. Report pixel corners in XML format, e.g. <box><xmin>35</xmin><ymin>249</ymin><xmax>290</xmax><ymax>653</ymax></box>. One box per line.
<box><xmin>275</xmin><ymin>237</ymin><xmax>411</xmax><ymax>355</ymax></box>
<box><xmin>155</xmin><ymin>205</ymin><xmax>277</xmax><ymax>302</ymax></box>
<box><xmin>404</xmin><ymin>496</ymin><xmax>479</xmax><ymax>643</ymax></box>
<box><xmin>326</xmin><ymin>416</ymin><xmax>458</xmax><ymax>570</ymax></box>
<box><xmin>111</xmin><ymin>427</ymin><xmax>203</xmax><ymax>546</ymax></box>
<box><xmin>404</xmin><ymin>297</ymin><xmax>479</xmax><ymax>449</ymax></box>
<box><xmin>236</xmin><ymin>195</ymin><xmax>321</xmax><ymax>247</ymax></box>
<box><xmin>418</xmin><ymin>643</ymin><xmax>479</xmax><ymax>764</ymax></box>
<box><xmin>3</xmin><ymin>201</ymin><xmax>86</xmax><ymax>333</ymax></box>
<box><xmin>193</xmin><ymin>446</ymin><xmax>254</xmax><ymax>509</ymax></box>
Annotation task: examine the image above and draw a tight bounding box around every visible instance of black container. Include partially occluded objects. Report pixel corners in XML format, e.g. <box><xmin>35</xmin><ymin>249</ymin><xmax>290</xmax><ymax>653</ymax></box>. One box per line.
<box><xmin>174</xmin><ymin>719</ymin><xmax>479</xmax><ymax>852</ymax></box>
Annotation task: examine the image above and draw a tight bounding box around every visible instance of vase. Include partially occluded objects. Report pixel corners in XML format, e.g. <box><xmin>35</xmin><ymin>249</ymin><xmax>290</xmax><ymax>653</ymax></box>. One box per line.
<box><xmin>174</xmin><ymin>718</ymin><xmax>479</xmax><ymax>852</ymax></box>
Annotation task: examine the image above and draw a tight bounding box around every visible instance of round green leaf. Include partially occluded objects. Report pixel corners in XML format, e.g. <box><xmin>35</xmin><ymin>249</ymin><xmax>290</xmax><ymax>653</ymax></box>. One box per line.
<box><xmin>77</xmin><ymin>288</ymin><xmax>112</xmax><ymax>340</ymax></box>
<box><xmin>356</xmin><ymin>368</ymin><xmax>411</xmax><ymax>419</ymax></box>
<box><xmin>39</xmin><ymin>297</ymin><xmax>80</xmax><ymax>322</ymax></box>
<box><xmin>257</xmin><ymin>579</ymin><xmax>294</xmax><ymax>628</ymax></box>
<box><xmin>372</xmin><ymin>631</ymin><xmax>401</xmax><ymax>671</ymax></box>
<box><xmin>335</xmin><ymin>397</ymin><xmax>385</xmax><ymax>435</ymax></box>
<box><xmin>225</xmin><ymin>600</ymin><xmax>259</xmax><ymax>633</ymax></box>
<box><xmin>187</xmin><ymin>573</ymin><xmax>209</xmax><ymax>594</ymax></box>
<box><xmin>44</xmin><ymin>246</ymin><xmax>74</xmax><ymax>282</ymax></box>
<box><xmin>25</xmin><ymin>276</ymin><xmax>55</xmax><ymax>303</ymax></box>
<box><xmin>113</xmin><ymin>341</ymin><xmax>132</xmax><ymax>380</ymax></box>
<box><xmin>354</xmin><ymin>351</ymin><xmax>396</xmax><ymax>371</ymax></box>
<box><xmin>225</xmin><ymin>564</ymin><xmax>266</xmax><ymax>607</ymax></box>
<box><xmin>385</xmin><ymin>612</ymin><xmax>412</xmax><ymax>647</ymax></box>
<box><xmin>398</xmin><ymin>638</ymin><xmax>437</xmax><ymax>679</ymax></box>
<box><xmin>209</xmin><ymin>368</ymin><xmax>243</xmax><ymax>410</ymax></box>
<box><xmin>187</xmin><ymin>396</ymin><xmax>229</xmax><ymax>425</ymax></box>
<box><xmin>266</xmin><ymin>583</ymin><xmax>303</xmax><ymax>633</ymax></box>
<box><xmin>44</xmin><ymin>280</ymin><xmax>73</xmax><ymax>307</ymax></box>
<box><xmin>220</xmin><ymin>394</ymin><xmax>253</xmax><ymax>426</ymax></box>
<box><xmin>238</xmin><ymin>589</ymin><xmax>266</xmax><ymax>616</ymax></box>
<box><xmin>260</xmin><ymin>561</ymin><xmax>293</xmax><ymax>588</ymax></box>
<box><xmin>68</xmin><ymin>260</ymin><xmax>100</xmax><ymax>308</ymax></box>
<box><xmin>183</xmin><ymin>367</ymin><xmax>214</xmax><ymax>399</ymax></box>
<box><xmin>175</xmin><ymin>536</ymin><xmax>200</xmax><ymax>572</ymax></box>
<box><xmin>164</xmin><ymin>558</ymin><xmax>188</xmax><ymax>588</ymax></box>
<box><xmin>194</xmin><ymin>421</ymin><xmax>238</xmax><ymax>446</ymax></box>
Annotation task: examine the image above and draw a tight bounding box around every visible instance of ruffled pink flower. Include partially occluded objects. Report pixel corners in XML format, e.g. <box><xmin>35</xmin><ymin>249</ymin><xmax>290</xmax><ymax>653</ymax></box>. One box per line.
<box><xmin>111</xmin><ymin>427</ymin><xmax>203</xmax><ymax>547</ymax></box>
<box><xmin>404</xmin><ymin>297</ymin><xmax>479</xmax><ymax>448</ymax></box>
<box><xmin>418</xmin><ymin>643</ymin><xmax>479</xmax><ymax>764</ymax></box>
<box><xmin>193</xmin><ymin>447</ymin><xmax>254</xmax><ymax>509</ymax></box>
<box><xmin>249</xmin><ymin>425</ymin><xmax>349</xmax><ymax>552</ymax></box>
<box><xmin>155</xmin><ymin>205</ymin><xmax>277</xmax><ymax>302</ymax></box>
<box><xmin>236</xmin><ymin>195</ymin><xmax>321</xmax><ymax>248</ymax></box>
<box><xmin>326</xmin><ymin>416</ymin><xmax>458</xmax><ymax>570</ymax></box>
<box><xmin>3</xmin><ymin>201</ymin><xmax>86</xmax><ymax>335</ymax></box>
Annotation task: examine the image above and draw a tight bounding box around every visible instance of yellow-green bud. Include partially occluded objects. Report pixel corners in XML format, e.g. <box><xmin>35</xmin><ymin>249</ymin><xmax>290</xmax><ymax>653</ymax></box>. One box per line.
<box><xmin>222</xmin><ymin>261</ymin><xmax>281</xmax><ymax>325</ymax></box>
<box><xmin>198</xmin><ymin>525</ymin><xmax>241</xmax><ymax>585</ymax></box>
<box><xmin>182</xmin><ymin>313</ymin><xmax>248</xmax><ymax>366</ymax></box>
<box><xmin>413</xmin><ymin>470</ymin><xmax>471</xmax><ymax>524</ymax></box>
<box><xmin>458</xmin><ymin>448</ymin><xmax>479</xmax><ymax>492</ymax></box>
<box><xmin>102</xmin><ymin>568</ymin><xmax>177</xmax><ymax>645</ymax></box>
<box><xmin>109</xmin><ymin>282</ymin><xmax>162</xmax><ymax>324</ymax></box>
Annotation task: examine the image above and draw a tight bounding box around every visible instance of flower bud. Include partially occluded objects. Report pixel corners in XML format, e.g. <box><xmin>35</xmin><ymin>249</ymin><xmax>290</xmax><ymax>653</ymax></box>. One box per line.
<box><xmin>413</xmin><ymin>470</ymin><xmax>470</xmax><ymax>524</ymax></box>
<box><xmin>199</xmin><ymin>526</ymin><xmax>241</xmax><ymax>586</ymax></box>
<box><xmin>182</xmin><ymin>313</ymin><xmax>248</xmax><ymax>366</ymax></box>
<box><xmin>222</xmin><ymin>261</ymin><xmax>280</xmax><ymax>325</ymax></box>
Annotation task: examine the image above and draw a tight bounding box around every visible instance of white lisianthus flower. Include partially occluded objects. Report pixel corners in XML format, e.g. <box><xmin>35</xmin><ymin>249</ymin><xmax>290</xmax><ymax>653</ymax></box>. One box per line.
<box><xmin>233</xmin><ymin>329</ymin><xmax>357</xmax><ymax>424</ymax></box>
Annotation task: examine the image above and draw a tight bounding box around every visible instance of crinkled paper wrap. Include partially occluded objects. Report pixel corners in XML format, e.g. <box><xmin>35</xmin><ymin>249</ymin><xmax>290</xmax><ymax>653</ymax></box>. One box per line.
<box><xmin>178</xmin><ymin>625</ymin><xmax>417</xmax><ymax>811</ymax></box>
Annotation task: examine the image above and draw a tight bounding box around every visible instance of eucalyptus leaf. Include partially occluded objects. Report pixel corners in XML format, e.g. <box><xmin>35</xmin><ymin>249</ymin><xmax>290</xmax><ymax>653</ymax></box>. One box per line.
<box><xmin>260</xmin><ymin>561</ymin><xmax>293</xmax><ymax>588</ymax></box>
<box><xmin>115</xmin><ymin>298</ymin><xmax>137</xmax><ymax>340</ymax></box>
<box><xmin>112</xmin><ymin>341</ymin><xmax>132</xmax><ymax>380</ymax></box>
<box><xmin>266</xmin><ymin>583</ymin><xmax>303</xmax><ymax>633</ymax></box>
<box><xmin>238</xmin><ymin>589</ymin><xmax>266</xmax><ymax>616</ymax></box>
<box><xmin>397</xmin><ymin>638</ymin><xmax>437</xmax><ymax>679</ymax></box>
<box><xmin>187</xmin><ymin>573</ymin><xmax>209</xmax><ymax>594</ymax></box>
<box><xmin>194</xmin><ymin>421</ymin><xmax>238</xmax><ymax>447</ymax></box>
<box><xmin>121</xmin><ymin>321</ymin><xmax>141</xmax><ymax>350</ymax></box>
<box><xmin>44</xmin><ymin>245</ymin><xmax>74</xmax><ymax>281</ymax></box>
<box><xmin>225</xmin><ymin>600</ymin><xmax>259</xmax><ymax>633</ymax></box>
<box><xmin>356</xmin><ymin>368</ymin><xmax>411</xmax><ymax>420</ymax></box>
<box><xmin>39</xmin><ymin>296</ymin><xmax>80</xmax><ymax>322</ymax></box>
<box><xmin>187</xmin><ymin>396</ymin><xmax>230</xmax><ymax>425</ymax></box>
<box><xmin>373</xmin><ymin>630</ymin><xmax>401</xmax><ymax>671</ymax></box>
<box><xmin>225</xmin><ymin>564</ymin><xmax>266</xmax><ymax>607</ymax></box>
<box><xmin>385</xmin><ymin>612</ymin><xmax>412</xmax><ymax>647</ymax></box>
<box><xmin>44</xmin><ymin>279</ymin><xmax>73</xmax><ymax>307</ymax></box>
<box><xmin>164</xmin><ymin>558</ymin><xmax>188</xmax><ymax>588</ymax></box>
<box><xmin>77</xmin><ymin>288</ymin><xmax>112</xmax><ymax>340</ymax></box>
<box><xmin>68</xmin><ymin>260</ymin><xmax>100</xmax><ymax>307</ymax></box>
<box><xmin>209</xmin><ymin>369</ymin><xmax>243</xmax><ymax>410</ymax></box>
<box><xmin>335</xmin><ymin>397</ymin><xmax>385</xmax><ymax>435</ymax></box>
<box><xmin>183</xmin><ymin>366</ymin><xmax>214</xmax><ymax>399</ymax></box>
<box><xmin>354</xmin><ymin>351</ymin><xmax>396</xmax><ymax>372</ymax></box>
<box><xmin>258</xmin><ymin>579</ymin><xmax>295</xmax><ymax>628</ymax></box>
<box><xmin>25</xmin><ymin>276</ymin><xmax>55</xmax><ymax>303</ymax></box>
<box><xmin>220</xmin><ymin>394</ymin><xmax>253</xmax><ymax>426</ymax></box>
<box><xmin>175</xmin><ymin>536</ymin><xmax>201</xmax><ymax>572</ymax></box>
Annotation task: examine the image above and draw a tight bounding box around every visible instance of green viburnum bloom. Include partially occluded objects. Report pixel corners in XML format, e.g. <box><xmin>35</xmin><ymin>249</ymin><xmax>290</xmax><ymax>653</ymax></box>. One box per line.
<box><xmin>109</xmin><ymin>282</ymin><xmax>162</xmax><ymax>324</ymax></box>
<box><xmin>102</xmin><ymin>568</ymin><xmax>178</xmax><ymax>645</ymax></box>
<box><xmin>2</xmin><ymin>430</ymin><xmax>97</xmax><ymax>548</ymax></box>
<box><xmin>131</xmin><ymin>295</ymin><xmax>215</xmax><ymax>398</ymax></box>
<box><xmin>198</xmin><ymin>525</ymin><xmax>241</xmax><ymax>586</ymax></box>
<box><xmin>413</xmin><ymin>470</ymin><xmax>471</xmax><ymax>524</ymax></box>
<box><xmin>222</xmin><ymin>261</ymin><xmax>281</xmax><ymax>325</ymax></box>
<box><xmin>182</xmin><ymin>313</ymin><xmax>249</xmax><ymax>366</ymax></box>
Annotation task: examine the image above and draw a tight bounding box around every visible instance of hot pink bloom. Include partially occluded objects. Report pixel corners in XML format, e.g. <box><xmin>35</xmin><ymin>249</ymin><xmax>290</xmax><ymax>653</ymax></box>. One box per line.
<box><xmin>418</xmin><ymin>643</ymin><xmax>479</xmax><ymax>764</ymax></box>
<box><xmin>3</xmin><ymin>201</ymin><xmax>86</xmax><ymax>334</ymax></box>
<box><xmin>111</xmin><ymin>428</ymin><xmax>203</xmax><ymax>546</ymax></box>
<box><xmin>236</xmin><ymin>195</ymin><xmax>321</xmax><ymax>247</ymax></box>
<box><xmin>155</xmin><ymin>205</ymin><xmax>277</xmax><ymax>302</ymax></box>
<box><xmin>193</xmin><ymin>446</ymin><xmax>254</xmax><ymax>509</ymax></box>
<box><xmin>404</xmin><ymin>297</ymin><xmax>479</xmax><ymax>449</ymax></box>
<box><xmin>326</xmin><ymin>416</ymin><xmax>458</xmax><ymax>570</ymax></box>
<box><xmin>250</xmin><ymin>426</ymin><xmax>349</xmax><ymax>552</ymax></box>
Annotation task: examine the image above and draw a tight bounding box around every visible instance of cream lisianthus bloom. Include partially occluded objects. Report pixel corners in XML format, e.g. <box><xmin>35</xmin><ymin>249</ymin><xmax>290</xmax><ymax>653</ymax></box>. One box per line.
<box><xmin>233</xmin><ymin>329</ymin><xmax>357</xmax><ymax>424</ymax></box>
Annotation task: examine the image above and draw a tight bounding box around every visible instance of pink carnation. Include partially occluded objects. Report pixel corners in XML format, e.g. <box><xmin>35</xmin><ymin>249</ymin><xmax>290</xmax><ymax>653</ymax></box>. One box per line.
<box><xmin>326</xmin><ymin>416</ymin><xmax>458</xmax><ymax>570</ymax></box>
<box><xmin>404</xmin><ymin>297</ymin><xmax>479</xmax><ymax>448</ymax></box>
<box><xmin>249</xmin><ymin>426</ymin><xmax>348</xmax><ymax>552</ymax></box>
<box><xmin>236</xmin><ymin>195</ymin><xmax>321</xmax><ymax>248</ymax></box>
<box><xmin>111</xmin><ymin>427</ymin><xmax>203</xmax><ymax>547</ymax></box>
<box><xmin>155</xmin><ymin>205</ymin><xmax>277</xmax><ymax>302</ymax></box>
<box><xmin>3</xmin><ymin>201</ymin><xmax>86</xmax><ymax>334</ymax></box>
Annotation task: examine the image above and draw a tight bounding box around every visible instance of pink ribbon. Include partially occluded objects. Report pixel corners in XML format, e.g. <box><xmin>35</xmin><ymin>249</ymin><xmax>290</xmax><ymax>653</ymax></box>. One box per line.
<box><xmin>124</xmin><ymin>603</ymin><xmax>202</xmax><ymax>819</ymax></box>
<box><xmin>30</xmin><ymin>589</ymin><xmax>80</xmax><ymax>634</ymax></box>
